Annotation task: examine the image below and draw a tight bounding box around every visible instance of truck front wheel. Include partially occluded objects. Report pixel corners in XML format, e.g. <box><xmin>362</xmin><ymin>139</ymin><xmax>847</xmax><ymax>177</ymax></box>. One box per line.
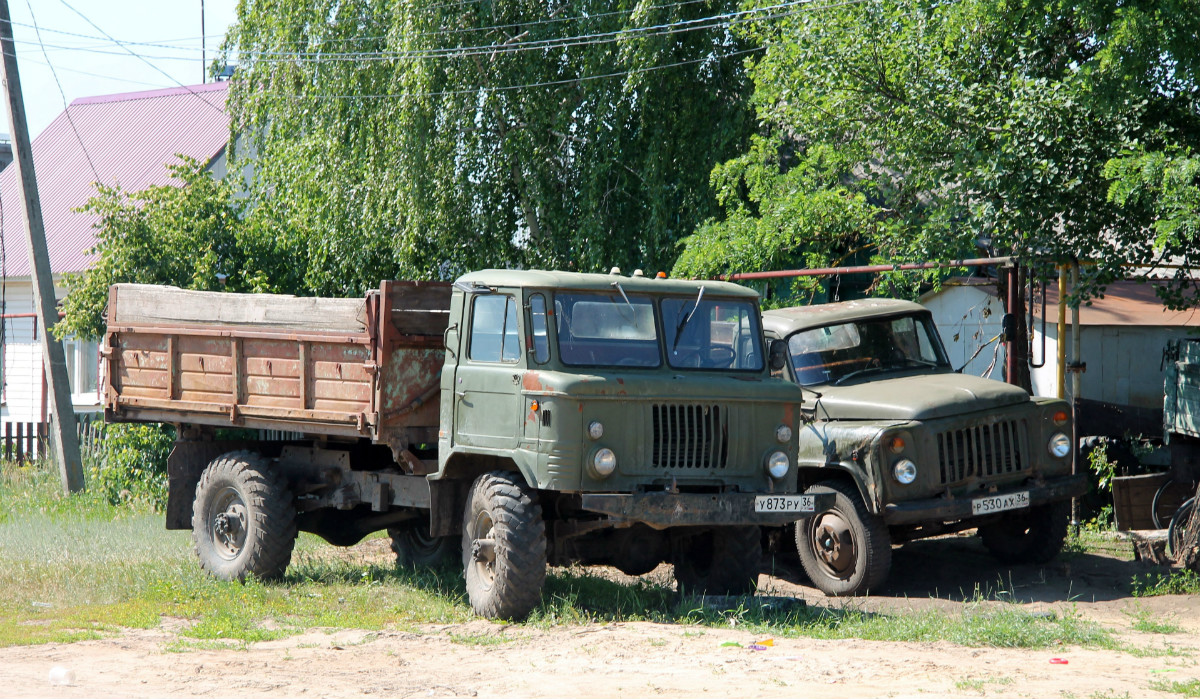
<box><xmin>389</xmin><ymin>515</ymin><xmax>457</xmax><ymax>569</ymax></box>
<box><xmin>462</xmin><ymin>471</ymin><xmax>546</xmax><ymax>620</ymax></box>
<box><xmin>795</xmin><ymin>480</ymin><xmax>891</xmax><ymax>596</ymax></box>
<box><xmin>192</xmin><ymin>451</ymin><xmax>297</xmax><ymax>581</ymax></box>
<box><xmin>978</xmin><ymin>501</ymin><xmax>1069</xmax><ymax>565</ymax></box>
<box><xmin>671</xmin><ymin>526</ymin><xmax>761</xmax><ymax>596</ymax></box>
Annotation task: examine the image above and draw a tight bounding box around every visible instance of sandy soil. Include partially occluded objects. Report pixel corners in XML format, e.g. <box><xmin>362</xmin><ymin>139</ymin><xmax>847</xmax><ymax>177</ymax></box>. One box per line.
<box><xmin>4</xmin><ymin>532</ymin><xmax>1198</xmax><ymax>699</ymax></box>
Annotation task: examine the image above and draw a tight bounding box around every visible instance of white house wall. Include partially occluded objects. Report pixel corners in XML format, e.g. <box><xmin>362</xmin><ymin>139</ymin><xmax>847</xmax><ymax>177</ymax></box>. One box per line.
<box><xmin>1</xmin><ymin>279</ymin><xmax>101</xmax><ymax>426</ymax></box>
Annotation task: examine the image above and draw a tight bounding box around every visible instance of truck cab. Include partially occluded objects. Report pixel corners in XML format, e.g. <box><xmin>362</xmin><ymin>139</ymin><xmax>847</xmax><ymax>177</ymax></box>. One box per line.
<box><xmin>763</xmin><ymin>299</ymin><xmax>1087</xmax><ymax>596</ymax></box>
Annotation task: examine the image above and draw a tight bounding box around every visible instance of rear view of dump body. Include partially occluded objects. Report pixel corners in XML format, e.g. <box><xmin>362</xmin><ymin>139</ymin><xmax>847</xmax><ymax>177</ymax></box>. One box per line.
<box><xmin>105</xmin><ymin>271</ymin><xmax>820</xmax><ymax>620</ymax></box>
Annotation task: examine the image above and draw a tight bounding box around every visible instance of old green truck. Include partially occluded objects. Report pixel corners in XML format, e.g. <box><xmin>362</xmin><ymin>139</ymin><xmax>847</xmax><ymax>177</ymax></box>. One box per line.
<box><xmin>103</xmin><ymin>270</ymin><xmax>825</xmax><ymax>619</ymax></box>
<box><xmin>762</xmin><ymin>298</ymin><xmax>1087</xmax><ymax>596</ymax></box>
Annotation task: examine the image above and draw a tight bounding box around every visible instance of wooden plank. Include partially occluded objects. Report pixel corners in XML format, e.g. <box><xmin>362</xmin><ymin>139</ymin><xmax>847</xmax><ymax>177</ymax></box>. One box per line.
<box><xmin>388</xmin><ymin>282</ymin><xmax>453</xmax><ymax>312</ymax></box>
<box><xmin>389</xmin><ymin>310</ymin><xmax>451</xmax><ymax>337</ymax></box>
<box><xmin>117</xmin><ymin>366</ymin><xmax>170</xmax><ymax>389</ymax></box>
<box><xmin>311</xmin><ymin>361</ymin><xmax>373</xmax><ymax>382</ymax></box>
<box><xmin>115</xmin><ymin>348</ymin><xmax>170</xmax><ymax>370</ymax></box>
<box><xmin>116</xmin><ymin>334</ymin><xmax>169</xmax><ymax>353</ymax></box>
<box><xmin>308</xmin><ymin>342</ymin><xmax>371</xmax><ymax>362</ymax></box>
<box><xmin>244</xmin><ymin>357</ymin><xmax>302</xmax><ymax>378</ymax></box>
<box><xmin>312</xmin><ymin>378</ymin><xmax>372</xmax><ymax>403</ymax></box>
<box><xmin>178</xmin><ymin>353</ymin><xmax>233</xmax><ymax>374</ymax></box>
<box><xmin>175</xmin><ymin>389</ymin><xmax>237</xmax><ymax>405</ymax></box>
<box><xmin>178</xmin><ymin>372</ymin><xmax>234</xmax><ymax>393</ymax></box>
<box><xmin>109</xmin><ymin>284</ymin><xmax>368</xmax><ymax>333</ymax></box>
<box><xmin>245</xmin><ymin>376</ymin><xmax>302</xmax><ymax>399</ymax></box>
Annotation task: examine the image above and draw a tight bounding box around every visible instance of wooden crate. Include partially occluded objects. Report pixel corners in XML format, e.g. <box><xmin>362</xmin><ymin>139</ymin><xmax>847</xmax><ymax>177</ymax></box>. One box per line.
<box><xmin>1113</xmin><ymin>472</ymin><xmax>1170</xmax><ymax>531</ymax></box>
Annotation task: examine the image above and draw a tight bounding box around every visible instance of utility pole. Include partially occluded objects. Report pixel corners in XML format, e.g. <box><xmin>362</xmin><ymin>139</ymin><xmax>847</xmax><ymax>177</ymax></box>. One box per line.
<box><xmin>0</xmin><ymin>0</ymin><xmax>85</xmax><ymax>492</ymax></box>
<box><xmin>200</xmin><ymin>0</ymin><xmax>206</xmax><ymax>83</ymax></box>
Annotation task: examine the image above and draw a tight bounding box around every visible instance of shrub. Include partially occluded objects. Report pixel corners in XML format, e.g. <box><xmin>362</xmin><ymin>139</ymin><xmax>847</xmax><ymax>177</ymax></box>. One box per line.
<box><xmin>87</xmin><ymin>423</ymin><xmax>175</xmax><ymax>508</ymax></box>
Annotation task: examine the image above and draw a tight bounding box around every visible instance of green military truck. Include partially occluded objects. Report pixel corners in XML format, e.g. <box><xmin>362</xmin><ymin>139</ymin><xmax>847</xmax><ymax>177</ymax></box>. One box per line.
<box><xmin>761</xmin><ymin>298</ymin><xmax>1087</xmax><ymax>596</ymax></box>
<box><xmin>103</xmin><ymin>270</ymin><xmax>825</xmax><ymax>619</ymax></box>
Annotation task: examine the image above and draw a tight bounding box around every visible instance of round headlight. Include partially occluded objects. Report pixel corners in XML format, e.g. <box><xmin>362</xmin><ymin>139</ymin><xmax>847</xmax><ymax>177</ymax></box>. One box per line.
<box><xmin>775</xmin><ymin>424</ymin><xmax>793</xmax><ymax>443</ymax></box>
<box><xmin>893</xmin><ymin>459</ymin><xmax>918</xmax><ymax>484</ymax></box>
<box><xmin>593</xmin><ymin>448</ymin><xmax>617</xmax><ymax>476</ymax></box>
<box><xmin>766</xmin><ymin>450</ymin><xmax>790</xmax><ymax>479</ymax></box>
<box><xmin>1048</xmin><ymin>432</ymin><xmax>1071</xmax><ymax>458</ymax></box>
<box><xmin>588</xmin><ymin>421</ymin><xmax>605</xmax><ymax>440</ymax></box>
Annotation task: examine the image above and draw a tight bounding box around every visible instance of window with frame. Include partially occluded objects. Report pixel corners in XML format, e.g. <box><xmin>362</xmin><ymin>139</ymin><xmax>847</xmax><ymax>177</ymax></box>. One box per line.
<box><xmin>63</xmin><ymin>338</ymin><xmax>99</xmax><ymax>398</ymax></box>
<box><xmin>468</xmin><ymin>294</ymin><xmax>521</xmax><ymax>363</ymax></box>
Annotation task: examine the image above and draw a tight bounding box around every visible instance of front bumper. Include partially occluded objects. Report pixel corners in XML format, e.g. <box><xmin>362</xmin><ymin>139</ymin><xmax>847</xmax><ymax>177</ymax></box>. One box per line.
<box><xmin>579</xmin><ymin>491</ymin><xmax>837</xmax><ymax>530</ymax></box>
<box><xmin>881</xmin><ymin>474</ymin><xmax>1089</xmax><ymax>526</ymax></box>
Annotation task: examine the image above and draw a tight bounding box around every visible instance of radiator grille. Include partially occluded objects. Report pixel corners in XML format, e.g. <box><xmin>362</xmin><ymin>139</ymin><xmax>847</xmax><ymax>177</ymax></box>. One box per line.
<box><xmin>651</xmin><ymin>404</ymin><xmax>728</xmax><ymax>470</ymax></box>
<box><xmin>936</xmin><ymin>420</ymin><xmax>1027</xmax><ymax>485</ymax></box>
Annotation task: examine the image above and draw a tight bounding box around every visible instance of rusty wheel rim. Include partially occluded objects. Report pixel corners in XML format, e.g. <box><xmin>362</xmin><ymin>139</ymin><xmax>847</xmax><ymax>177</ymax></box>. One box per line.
<box><xmin>209</xmin><ymin>486</ymin><xmax>248</xmax><ymax>561</ymax></box>
<box><xmin>809</xmin><ymin>510</ymin><xmax>856</xmax><ymax>579</ymax></box>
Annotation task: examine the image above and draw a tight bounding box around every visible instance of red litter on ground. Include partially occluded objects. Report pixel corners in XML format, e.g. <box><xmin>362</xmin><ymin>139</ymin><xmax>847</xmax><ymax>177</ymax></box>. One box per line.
<box><xmin>1049</xmin><ymin>658</ymin><xmax>1069</xmax><ymax>665</ymax></box>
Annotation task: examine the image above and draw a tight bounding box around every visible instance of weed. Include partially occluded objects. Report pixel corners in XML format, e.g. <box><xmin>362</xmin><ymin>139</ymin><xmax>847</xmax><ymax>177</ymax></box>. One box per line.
<box><xmin>1122</xmin><ymin>604</ymin><xmax>1182</xmax><ymax>634</ymax></box>
<box><xmin>447</xmin><ymin>632</ymin><xmax>515</xmax><ymax>646</ymax></box>
<box><xmin>1132</xmin><ymin>570</ymin><xmax>1200</xmax><ymax>597</ymax></box>
<box><xmin>1150</xmin><ymin>679</ymin><xmax>1200</xmax><ymax>697</ymax></box>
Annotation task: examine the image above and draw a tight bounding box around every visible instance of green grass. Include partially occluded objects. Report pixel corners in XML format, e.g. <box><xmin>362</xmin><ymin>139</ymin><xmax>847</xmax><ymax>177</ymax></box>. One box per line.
<box><xmin>1132</xmin><ymin>570</ymin><xmax>1200</xmax><ymax>597</ymax></box>
<box><xmin>1150</xmin><ymin>679</ymin><xmax>1200</xmax><ymax>697</ymax></box>
<box><xmin>0</xmin><ymin>460</ymin><xmax>1127</xmax><ymax>653</ymax></box>
<box><xmin>1123</xmin><ymin>604</ymin><xmax>1182</xmax><ymax>634</ymax></box>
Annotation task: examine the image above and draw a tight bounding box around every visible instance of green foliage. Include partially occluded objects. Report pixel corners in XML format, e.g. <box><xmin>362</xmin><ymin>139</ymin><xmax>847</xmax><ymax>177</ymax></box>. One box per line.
<box><xmin>87</xmin><ymin>424</ymin><xmax>175</xmax><ymax>509</ymax></box>
<box><xmin>57</xmin><ymin>157</ymin><xmax>247</xmax><ymax>341</ymax></box>
<box><xmin>1131</xmin><ymin>569</ymin><xmax>1200</xmax><ymax>597</ymax></box>
<box><xmin>223</xmin><ymin>0</ymin><xmax>755</xmax><ymax>291</ymax></box>
<box><xmin>1089</xmin><ymin>441</ymin><xmax>1116</xmax><ymax>493</ymax></box>
<box><xmin>1150</xmin><ymin>679</ymin><xmax>1200</xmax><ymax>698</ymax></box>
<box><xmin>678</xmin><ymin>0</ymin><xmax>1200</xmax><ymax>304</ymax></box>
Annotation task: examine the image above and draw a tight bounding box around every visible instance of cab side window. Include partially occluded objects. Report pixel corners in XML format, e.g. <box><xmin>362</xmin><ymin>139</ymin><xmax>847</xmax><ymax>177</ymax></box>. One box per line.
<box><xmin>529</xmin><ymin>294</ymin><xmax>550</xmax><ymax>363</ymax></box>
<box><xmin>469</xmin><ymin>295</ymin><xmax>520</xmax><ymax>363</ymax></box>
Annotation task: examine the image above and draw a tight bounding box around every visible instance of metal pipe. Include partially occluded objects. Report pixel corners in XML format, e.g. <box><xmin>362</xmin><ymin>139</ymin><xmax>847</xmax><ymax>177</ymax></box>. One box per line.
<box><xmin>1057</xmin><ymin>266</ymin><xmax>1066</xmax><ymax>399</ymax></box>
<box><xmin>721</xmin><ymin>256</ymin><xmax>1015</xmax><ymax>281</ymax></box>
<box><xmin>1070</xmin><ymin>258</ymin><xmax>1082</xmax><ymax>532</ymax></box>
<box><xmin>1005</xmin><ymin>263</ymin><xmax>1019</xmax><ymax>386</ymax></box>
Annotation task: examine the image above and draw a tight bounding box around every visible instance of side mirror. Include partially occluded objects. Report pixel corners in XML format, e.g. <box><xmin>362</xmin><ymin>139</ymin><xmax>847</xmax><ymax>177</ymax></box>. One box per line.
<box><xmin>768</xmin><ymin>339</ymin><xmax>788</xmax><ymax>373</ymax></box>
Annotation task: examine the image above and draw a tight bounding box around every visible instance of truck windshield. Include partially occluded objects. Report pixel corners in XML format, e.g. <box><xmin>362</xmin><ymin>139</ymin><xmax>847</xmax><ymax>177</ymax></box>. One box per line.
<box><xmin>556</xmin><ymin>292</ymin><xmax>661</xmax><ymax>367</ymax></box>
<box><xmin>787</xmin><ymin>314</ymin><xmax>948</xmax><ymax>385</ymax></box>
<box><xmin>662</xmin><ymin>297</ymin><xmax>764</xmax><ymax>371</ymax></box>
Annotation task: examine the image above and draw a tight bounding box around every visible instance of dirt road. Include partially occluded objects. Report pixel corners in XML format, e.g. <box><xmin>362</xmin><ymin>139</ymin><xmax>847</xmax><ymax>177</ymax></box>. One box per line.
<box><xmin>3</xmin><ymin>533</ymin><xmax>1196</xmax><ymax>698</ymax></box>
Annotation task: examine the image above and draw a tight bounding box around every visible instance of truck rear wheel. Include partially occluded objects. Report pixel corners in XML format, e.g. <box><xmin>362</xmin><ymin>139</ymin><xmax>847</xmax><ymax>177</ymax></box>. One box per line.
<box><xmin>796</xmin><ymin>480</ymin><xmax>891</xmax><ymax>596</ymax></box>
<box><xmin>672</xmin><ymin>526</ymin><xmax>762</xmax><ymax>596</ymax></box>
<box><xmin>979</xmin><ymin>501</ymin><xmax>1069</xmax><ymax>565</ymax></box>
<box><xmin>389</xmin><ymin>515</ymin><xmax>457</xmax><ymax>569</ymax></box>
<box><xmin>462</xmin><ymin>471</ymin><xmax>546</xmax><ymax>620</ymax></box>
<box><xmin>192</xmin><ymin>451</ymin><xmax>296</xmax><ymax>581</ymax></box>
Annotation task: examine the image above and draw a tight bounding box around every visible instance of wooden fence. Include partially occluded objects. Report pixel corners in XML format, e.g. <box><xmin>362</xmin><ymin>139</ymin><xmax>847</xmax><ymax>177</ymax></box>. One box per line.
<box><xmin>2</xmin><ymin>413</ymin><xmax>105</xmax><ymax>464</ymax></box>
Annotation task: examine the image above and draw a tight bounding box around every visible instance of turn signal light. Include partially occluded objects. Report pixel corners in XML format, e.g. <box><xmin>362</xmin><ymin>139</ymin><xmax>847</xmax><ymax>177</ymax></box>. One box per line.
<box><xmin>1052</xmin><ymin>410</ymin><xmax>1069</xmax><ymax>426</ymax></box>
<box><xmin>888</xmin><ymin>436</ymin><xmax>906</xmax><ymax>454</ymax></box>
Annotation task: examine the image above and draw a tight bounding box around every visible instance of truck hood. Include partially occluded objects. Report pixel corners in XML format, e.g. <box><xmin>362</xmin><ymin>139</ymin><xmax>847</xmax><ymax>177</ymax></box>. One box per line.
<box><xmin>521</xmin><ymin>370</ymin><xmax>805</xmax><ymax>403</ymax></box>
<box><xmin>812</xmin><ymin>372</ymin><xmax>1030</xmax><ymax>421</ymax></box>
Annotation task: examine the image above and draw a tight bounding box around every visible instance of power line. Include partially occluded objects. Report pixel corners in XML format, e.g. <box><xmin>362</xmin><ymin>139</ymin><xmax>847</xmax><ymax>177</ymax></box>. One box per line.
<box><xmin>22</xmin><ymin>0</ymin><xmax>98</xmax><ymax>182</ymax></box>
<box><xmin>56</xmin><ymin>0</ymin><xmax>228</xmax><ymax>117</ymax></box>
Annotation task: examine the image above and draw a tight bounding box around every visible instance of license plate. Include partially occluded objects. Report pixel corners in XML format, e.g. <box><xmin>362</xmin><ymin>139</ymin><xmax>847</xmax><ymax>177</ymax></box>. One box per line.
<box><xmin>971</xmin><ymin>491</ymin><xmax>1030</xmax><ymax>516</ymax></box>
<box><xmin>754</xmin><ymin>495</ymin><xmax>817</xmax><ymax>513</ymax></box>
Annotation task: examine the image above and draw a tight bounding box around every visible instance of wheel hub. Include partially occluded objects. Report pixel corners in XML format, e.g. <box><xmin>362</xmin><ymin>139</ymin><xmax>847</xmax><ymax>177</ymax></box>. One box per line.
<box><xmin>812</xmin><ymin>512</ymin><xmax>856</xmax><ymax>577</ymax></box>
<box><xmin>210</xmin><ymin>487</ymin><xmax>248</xmax><ymax>561</ymax></box>
<box><xmin>470</xmin><ymin>510</ymin><xmax>497</xmax><ymax>586</ymax></box>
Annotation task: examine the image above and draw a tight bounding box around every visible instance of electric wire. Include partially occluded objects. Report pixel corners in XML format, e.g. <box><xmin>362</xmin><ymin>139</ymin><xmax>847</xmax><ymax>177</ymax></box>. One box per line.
<box><xmin>23</xmin><ymin>0</ymin><xmax>98</xmax><ymax>182</ymax></box>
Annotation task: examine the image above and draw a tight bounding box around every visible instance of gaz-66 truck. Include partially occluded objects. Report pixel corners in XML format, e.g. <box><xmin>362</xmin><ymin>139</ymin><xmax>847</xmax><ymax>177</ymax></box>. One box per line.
<box><xmin>762</xmin><ymin>299</ymin><xmax>1087</xmax><ymax>596</ymax></box>
<box><xmin>104</xmin><ymin>270</ymin><xmax>827</xmax><ymax>619</ymax></box>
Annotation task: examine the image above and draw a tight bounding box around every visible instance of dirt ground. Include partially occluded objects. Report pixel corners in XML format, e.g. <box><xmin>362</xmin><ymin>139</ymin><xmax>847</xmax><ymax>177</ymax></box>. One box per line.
<box><xmin>4</xmin><ymin>532</ymin><xmax>1199</xmax><ymax>699</ymax></box>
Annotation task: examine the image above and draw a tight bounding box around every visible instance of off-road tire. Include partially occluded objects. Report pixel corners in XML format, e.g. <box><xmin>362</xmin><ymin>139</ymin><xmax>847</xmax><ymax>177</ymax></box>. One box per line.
<box><xmin>672</xmin><ymin>526</ymin><xmax>762</xmax><ymax>596</ymax></box>
<box><xmin>389</xmin><ymin>515</ymin><xmax>458</xmax><ymax>569</ymax></box>
<box><xmin>796</xmin><ymin>480</ymin><xmax>892</xmax><ymax>596</ymax></box>
<box><xmin>462</xmin><ymin>471</ymin><xmax>546</xmax><ymax>620</ymax></box>
<box><xmin>192</xmin><ymin>451</ymin><xmax>296</xmax><ymax>581</ymax></box>
<box><xmin>978</xmin><ymin>500</ymin><xmax>1069</xmax><ymax>565</ymax></box>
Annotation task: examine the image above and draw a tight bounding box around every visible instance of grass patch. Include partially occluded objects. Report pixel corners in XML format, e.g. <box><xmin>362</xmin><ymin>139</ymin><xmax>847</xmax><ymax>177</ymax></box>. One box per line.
<box><xmin>448</xmin><ymin>632</ymin><xmax>517</xmax><ymax>646</ymax></box>
<box><xmin>1131</xmin><ymin>570</ymin><xmax>1200</xmax><ymax>597</ymax></box>
<box><xmin>0</xmin><ymin>460</ymin><xmax>1125</xmax><ymax>653</ymax></box>
<box><xmin>1150</xmin><ymin>679</ymin><xmax>1200</xmax><ymax>697</ymax></box>
<box><xmin>1123</xmin><ymin>604</ymin><xmax>1182</xmax><ymax>634</ymax></box>
<box><xmin>954</xmin><ymin>676</ymin><xmax>1013</xmax><ymax>693</ymax></box>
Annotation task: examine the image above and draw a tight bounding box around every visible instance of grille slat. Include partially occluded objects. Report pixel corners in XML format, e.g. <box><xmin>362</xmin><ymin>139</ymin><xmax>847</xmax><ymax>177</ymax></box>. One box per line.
<box><xmin>935</xmin><ymin>419</ymin><xmax>1027</xmax><ymax>485</ymax></box>
<box><xmin>652</xmin><ymin>403</ymin><xmax>727</xmax><ymax>470</ymax></box>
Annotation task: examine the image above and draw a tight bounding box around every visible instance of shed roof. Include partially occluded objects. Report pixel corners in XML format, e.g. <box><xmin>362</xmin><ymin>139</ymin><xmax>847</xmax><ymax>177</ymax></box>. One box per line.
<box><xmin>0</xmin><ymin>82</ymin><xmax>230</xmax><ymax>278</ymax></box>
<box><xmin>928</xmin><ymin>278</ymin><xmax>1200</xmax><ymax>327</ymax></box>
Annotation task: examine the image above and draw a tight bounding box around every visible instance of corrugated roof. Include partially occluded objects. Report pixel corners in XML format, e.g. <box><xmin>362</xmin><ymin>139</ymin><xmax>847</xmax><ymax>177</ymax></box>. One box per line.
<box><xmin>931</xmin><ymin>278</ymin><xmax>1200</xmax><ymax>327</ymax></box>
<box><xmin>0</xmin><ymin>82</ymin><xmax>230</xmax><ymax>278</ymax></box>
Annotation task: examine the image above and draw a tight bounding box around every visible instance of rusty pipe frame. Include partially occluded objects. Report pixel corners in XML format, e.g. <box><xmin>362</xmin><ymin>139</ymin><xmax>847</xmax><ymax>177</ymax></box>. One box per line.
<box><xmin>720</xmin><ymin>256</ymin><xmax>1015</xmax><ymax>281</ymax></box>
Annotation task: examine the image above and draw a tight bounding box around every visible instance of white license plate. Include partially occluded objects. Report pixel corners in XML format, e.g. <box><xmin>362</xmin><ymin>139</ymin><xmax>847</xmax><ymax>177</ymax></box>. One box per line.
<box><xmin>971</xmin><ymin>491</ymin><xmax>1030</xmax><ymax>516</ymax></box>
<box><xmin>754</xmin><ymin>495</ymin><xmax>817</xmax><ymax>513</ymax></box>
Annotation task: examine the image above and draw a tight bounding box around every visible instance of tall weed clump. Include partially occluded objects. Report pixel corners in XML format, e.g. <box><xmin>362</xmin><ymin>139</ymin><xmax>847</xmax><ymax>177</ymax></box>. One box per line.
<box><xmin>87</xmin><ymin>423</ymin><xmax>174</xmax><ymax>509</ymax></box>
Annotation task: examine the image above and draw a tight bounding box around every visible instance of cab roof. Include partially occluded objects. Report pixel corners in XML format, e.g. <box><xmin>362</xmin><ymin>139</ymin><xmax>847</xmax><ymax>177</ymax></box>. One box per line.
<box><xmin>762</xmin><ymin>298</ymin><xmax>929</xmax><ymax>335</ymax></box>
<box><xmin>455</xmin><ymin>269</ymin><xmax>760</xmax><ymax>299</ymax></box>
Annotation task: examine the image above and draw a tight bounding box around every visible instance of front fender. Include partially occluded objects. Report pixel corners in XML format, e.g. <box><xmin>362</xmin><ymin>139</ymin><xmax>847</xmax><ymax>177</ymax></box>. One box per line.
<box><xmin>795</xmin><ymin>418</ymin><xmax>901</xmax><ymax>514</ymax></box>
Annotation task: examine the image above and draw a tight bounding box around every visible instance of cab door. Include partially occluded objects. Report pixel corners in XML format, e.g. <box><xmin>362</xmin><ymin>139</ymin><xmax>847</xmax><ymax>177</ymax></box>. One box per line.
<box><xmin>451</xmin><ymin>290</ymin><xmax>524</xmax><ymax>450</ymax></box>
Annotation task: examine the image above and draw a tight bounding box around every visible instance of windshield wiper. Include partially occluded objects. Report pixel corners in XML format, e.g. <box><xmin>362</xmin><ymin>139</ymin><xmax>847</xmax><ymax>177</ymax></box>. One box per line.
<box><xmin>672</xmin><ymin>286</ymin><xmax>705</xmax><ymax>351</ymax></box>
<box><xmin>610</xmin><ymin>281</ymin><xmax>640</xmax><ymax>326</ymax></box>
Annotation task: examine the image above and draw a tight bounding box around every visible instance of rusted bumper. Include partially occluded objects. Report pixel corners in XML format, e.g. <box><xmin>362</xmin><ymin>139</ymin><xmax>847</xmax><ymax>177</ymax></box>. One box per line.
<box><xmin>579</xmin><ymin>492</ymin><xmax>837</xmax><ymax>529</ymax></box>
<box><xmin>881</xmin><ymin>474</ymin><xmax>1089</xmax><ymax>526</ymax></box>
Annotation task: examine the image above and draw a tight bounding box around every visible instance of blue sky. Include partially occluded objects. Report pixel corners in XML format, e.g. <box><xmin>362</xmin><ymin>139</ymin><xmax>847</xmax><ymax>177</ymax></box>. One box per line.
<box><xmin>6</xmin><ymin>0</ymin><xmax>238</xmax><ymax>138</ymax></box>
